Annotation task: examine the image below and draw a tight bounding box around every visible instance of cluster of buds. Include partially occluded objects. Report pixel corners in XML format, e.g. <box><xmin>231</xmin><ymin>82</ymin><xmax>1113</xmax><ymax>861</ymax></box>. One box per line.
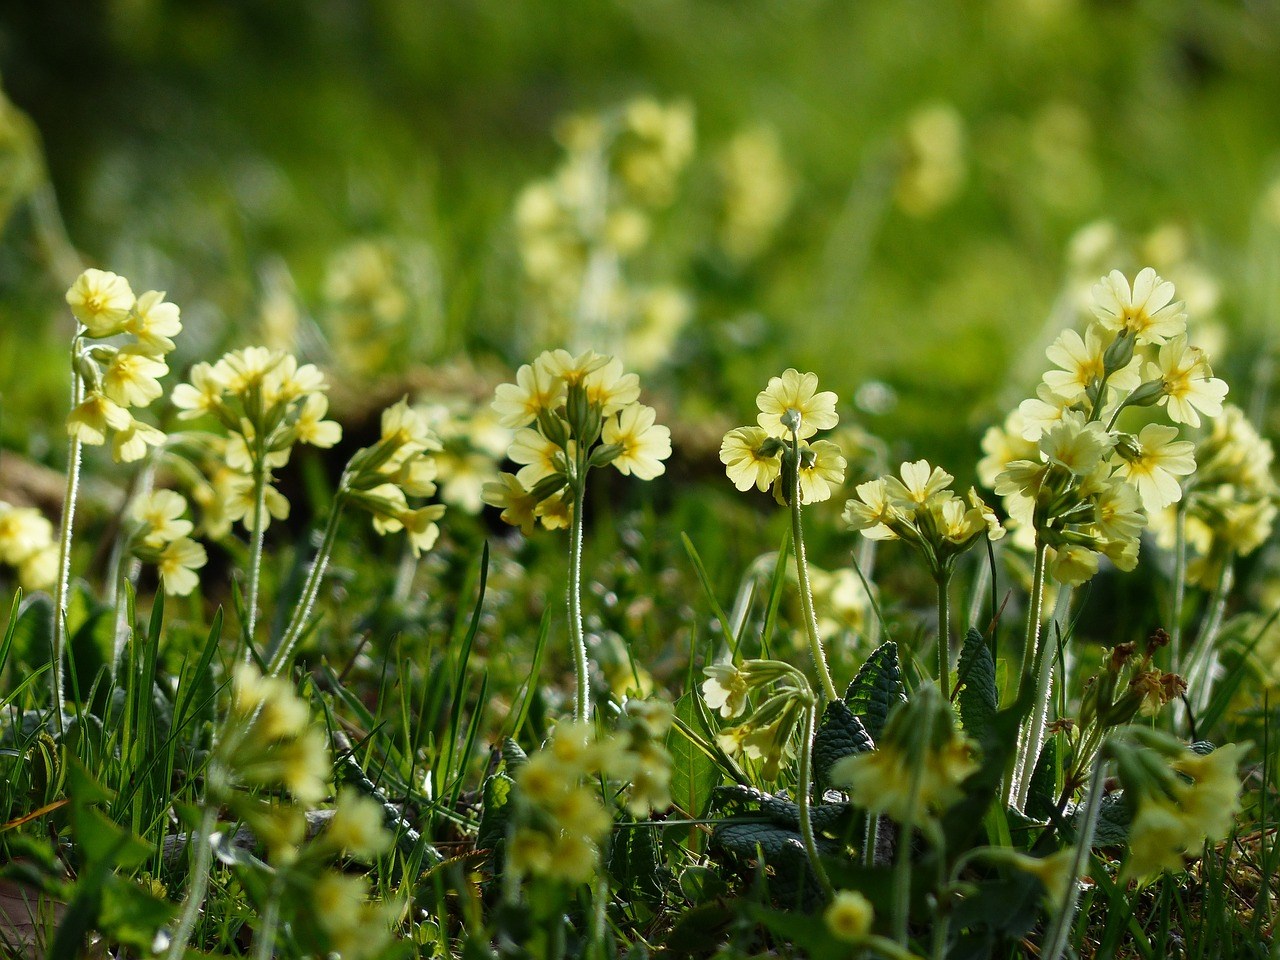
<box><xmin>339</xmin><ymin>398</ymin><xmax>446</xmax><ymax>556</ymax></box>
<box><xmin>844</xmin><ymin>459</ymin><xmax>1004</xmax><ymax>577</ymax></box>
<box><xmin>980</xmin><ymin>267</ymin><xmax>1228</xmax><ymax>585</ymax></box>
<box><xmin>1079</xmin><ymin>631</ymin><xmax>1187</xmax><ymax>731</ymax></box>
<box><xmin>0</xmin><ymin>501</ymin><xmax>56</xmax><ymax>590</ymax></box>
<box><xmin>64</xmin><ymin>269</ymin><xmax>181</xmax><ymax>462</ymax></box>
<box><xmin>482</xmin><ymin>350</ymin><xmax>671</xmax><ymax>532</ymax></box>
<box><xmin>1106</xmin><ymin>728</ymin><xmax>1248</xmax><ymax>880</ymax></box>
<box><xmin>719</xmin><ymin>368</ymin><xmax>847</xmax><ymax>505</ymax></box>
<box><xmin>828</xmin><ymin>684</ymin><xmax>977</xmax><ymax>830</ymax></box>
<box><xmin>1150</xmin><ymin>404</ymin><xmax>1278</xmax><ymax>586</ymax></box>
<box><xmin>171</xmin><ymin>347</ymin><xmax>342</xmax><ymax>533</ymax></box>
<box><xmin>704</xmin><ymin>659</ymin><xmax>815</xmax><ymax>780</ymax></box>
<box><xmin>514</xmin><ymin>98</ymin><xmax>694</xmax><ymax>365</ymax></box>
<box><xmin>127</xmin><ymin>489</ymin><xmax>208</xmax><ymax>596</ymax></box>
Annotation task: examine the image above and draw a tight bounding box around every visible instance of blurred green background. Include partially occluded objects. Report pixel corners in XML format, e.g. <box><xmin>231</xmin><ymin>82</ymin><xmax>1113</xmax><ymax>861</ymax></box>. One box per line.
<box><xmin>3</xmin><ymin>0</ymin><xmax>1280</xmax><ymax>473</ymax></box>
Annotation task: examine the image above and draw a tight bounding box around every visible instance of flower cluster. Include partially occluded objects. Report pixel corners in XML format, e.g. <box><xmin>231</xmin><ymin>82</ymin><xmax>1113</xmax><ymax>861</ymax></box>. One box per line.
<box><xmin>416</xmin><ymin>394</ymin><xmax>512</xmax><ymax>513</ymax></box>
<box><xmin>127</xmin><ymin>489</ymin><xmax>208</xmax><ymax>596</ymax></box>
<box><xmin>719</xmin><ymin>369</ymin><xmax>846</xmax><ymax>504</ymax></box>
<box><xmin>706</xmin><ymin>660</ymin><xmax>815</xmax><ymax>780</ymax></box>
<box><xmin>828</xmin><ymin>684</ymin><xmax>977</xmax><ymax>828</ymax></box>
<box><xmin>844</xmin><ymin>459</ymin><xmax>1003</xmax><ymax>576</ymax></box>
<box><xmin>980</xmin><ymin>267</ymin><xmax>1226</xmax><ymax>584</ymax></box>
<box><xmin>482</xmin><ymin>350</ymin><xmax>671</xmax><ymax>532</ymax></box>
<box><xmin>171</xmin><ymin>347</ymin><xmax>341</xmax><ymax>533</ymax></box>
<box><xmin>514</xmin><ymin>98</ymin><xmax>695</xmax><ymax>365</ymax></box>
<box><xmin>0</xmin><ymin>501</ymin><xmax>56</xmax><ymax>590</ymax></box>
<box><xmin>717</xmin><ymin>125</ymin><xmax>795</xmax><ymax>264</ymax></box>
<box><xmin>1109</xmin><ymin>731</ymin><xmax>1248</xmax><ymax>880</ymax></box>
<box><xmin>64</xmin><ymin>269</ymin><xmax>181</xmax><ymax>462</ymax></box>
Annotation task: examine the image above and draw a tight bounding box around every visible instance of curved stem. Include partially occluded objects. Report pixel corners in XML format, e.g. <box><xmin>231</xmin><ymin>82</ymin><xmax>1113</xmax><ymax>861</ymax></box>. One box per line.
<box><xmin>1040</xmin><ymin>748</ymin><xmax>1107</xmax><ymax>960</ymax></box>
<box><xmin>165</xmin><ymin>805</ymin><xmax>218</xmax><ymax>960</ymax></box>
<box><xmin>568</xmin><ymin>476</ymin><xmax>591</xmax><ymax>723</ymax></box>
<box><xmin>268</xmin><ymin>493</ymin><xmax>347</xmax><ymax>677</ymax></box>
<box><xmin>1008</xmin><ymin>540</ymin><xmax>1048</xmax><ymax>805</ymax></box>
<box><xmin>796</xmin><ymin>701</ymin><xmax>834</xmax><ymax>903</ymax></box>
<box><xmin>51</xmin><ymin>339</ymin><xmax>86</xmax><ymax>732</ymax></box>
<box><xmin>244</xmin><ymin>457</ymin><xmax>269</xmax><ymax>654</ymax></box>
<box><xmin>936</xmin><ymin>572</ymin><xmax>951</xmax><ymax>700</ymax></box>
<box><xmin>790</xmin><ymin>442</ymin><xmax>839</xmax><ymax>704</ymax></box>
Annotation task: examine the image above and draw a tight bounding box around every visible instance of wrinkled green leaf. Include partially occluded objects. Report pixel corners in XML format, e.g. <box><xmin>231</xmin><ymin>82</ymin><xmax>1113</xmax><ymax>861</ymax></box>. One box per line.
<box><xmin>811</xmin><ymin>699</ymin><xmax>874</xmax><ymax>793</ymax></box>
<box><xmin>609</xmin><ymin>818</ymin><xmax>664</xmax><ymax>905</ymax></box>
<box><xmin>844</xmin><ymin>641</ymin><xmax>907</xmax><ymax>742</ymax></box>
<box><xmin>956</xmin><ymin>627</ymin><xmax>998</xmax><ymax>750</ymax></box>
<box><xmin>1026</xmin><ymin>734</ymin><xmax>1059</xmax><ymax>821</ymax></box>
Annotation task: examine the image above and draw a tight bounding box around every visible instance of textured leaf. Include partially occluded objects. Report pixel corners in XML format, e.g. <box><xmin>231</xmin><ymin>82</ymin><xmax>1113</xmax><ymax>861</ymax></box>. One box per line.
<box><xmin>844</xmin><ymin>641</ymin><xmax>907</xmax><ymax>742</ymax></box>
<box><xmin>811</xmin><ymin>700</ymin><xmax>874</xmax><ymax>794</ymax></box>
<box><xmin>1025</xmin><ymin>735</ymin><xmax>1059</xmax><ymax>821</ymax></box>
<box><xmin>666</xmin><ymin>693</ymin><xmax>720</xmax><ymax>817</ymax></box>
<box><xmin>476</xmin><ymin>772</ymin><xmax>514</xmax><ymax>856</ymax></box>
<box><xmin>1085</xmin><ymin>793</ymin><xmax>1132</xmax><ymax>847</ymax></box>
<box><xmin>956</xmin><ymin>628</ymin><xmax>998</xmax><ymax>750</ymax></box>
<box><xmin>608</xmin><ymin>819</ymin><xmax>664</xmax><ymax>905</ymax></box>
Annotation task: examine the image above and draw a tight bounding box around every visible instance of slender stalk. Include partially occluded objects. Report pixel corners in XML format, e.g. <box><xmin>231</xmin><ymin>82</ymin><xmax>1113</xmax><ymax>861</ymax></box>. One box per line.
<box><xmin>1040</xmin><ymin>748</ymin><xmax>1108</xmax><ymax>960</ymax></box>
<box><xmin>796</xmin><ymin>701</ymin><xmax>834</xmax><ymax>903</ymax></box>
<box><xmin>165</xmin><ymin>805</ymin><xmax>218</xmax><ymax>960</ymax></box>
<box><xmin>252</xmin><ymin>889</ymin><xmax>280</xmax><ymax>960</ymax></box>
<box><xmin>790</xmin><ymin>441</ymin><xmax>839</xmax><ymax>704</ymax></box>
<box><xmin>1013</xmin><ymin>625</ymin><xmax>1057</xmax><ymax>809</ymax></box>
<box><xmin>244</xmin><ymin>456</ymin><xmax>270</xmax><ymax>653</ymax></box>
<box><xmin>863</xmin><ymin>813</ymin><xmax>881</xmax><ymax>867</ymax></box>
<box><xmin>1008</xmin><ymin>541</ymin><xmax>1049</xmax><ymax>805</ymax></box>
<box><xmin>568</xmin><ymin>476</ymin><xmax>591</xmax><ymax>723</ymax></box>
<box><xmin>268</xmin><ymin>494</ymin><xmax>347</xmax><ymax>677</ymax></box>
<box><xmin>1185</xmin><ymin>556</ymin><xmax>1235</xmax><ymax>716</ymax></box>
<box><xmin>936</xmin><ymin>572</ymin><xmax>951</xmax><ymax>700</ymax></box>
<box><xmin>50</xmin><ymin>337</ymin><xmax>86</xmax><ymax>731</ymax></box>
<box><xmin>892</xmin><ymin>748</ymin><xmax>926</xmax><ymax>947</ymax></box>
<box><xmin>1169</xmin><ymin>500</ymin><xmax>1188</xmax><ymax>669</ymax></box>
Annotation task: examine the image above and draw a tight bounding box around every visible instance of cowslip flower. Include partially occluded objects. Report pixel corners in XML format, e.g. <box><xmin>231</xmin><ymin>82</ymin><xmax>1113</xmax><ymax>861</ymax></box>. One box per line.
<box><xmin>1043</xmin><ymin>324</ymin><xmax>1141</xmax><ymax>402</ymax></box>
<box><xmin>795</xmin><ymin>439</ymin><xmax>847</xmax><ymax>503</ymax></box>
<box><xmin>1147</xmin><ymin>335</ymin><xmax>1228</xmax><ymax>428</ymax></box>
<box><xmin>1091</xmin><ymin>267</ymin><xmax>1186</xmax><ymax>345</ymax></box>
<box><xmin>756</xmin><ymin>368</ymin><xmax>839</xmax><ymax>440</ymax></box>
<box><xmin>156</xmin><ymin>537</ymin><xmax>208</xmax><ymax>596</ymax></box>
<box><xmin>825</xmin><ymin>890</ymin><xmax>874</xmax><ymax>942</ymax></box>
<box><xmin>1039</xmin><ymin>412</ymin><xmax>1113</xmax><ymax>477</ymax></box>
<box><xmin>66</xmin><ymin>268</ymin><xmax>135</xmax><ymax>337</ymax></box>
<box><xmin>126</xmin><ymin>290</ymin><xmax>182</xmax><ymax>355</ymax></box>
<box><xmin>131</xmin><ymin>489</ymin><xmax>195</xmax><ymax>548</ymax></box>
<box><xmin>602</xmin><ymin>403</ymin><xmax>670</xmax><ymax>479</ymax></box>
<box><xmin>67</xmin><ymin>392</ymin><xmax>133</xmax><ymax>446</ymax></box>
<box><xmin>701</xmin><ymin>662</ymin><xmax>749</xmax><ymax>719</ymax></box>
<box><xmin>102</xmin><ymin>350</ymin><xmax>169</xmax><ymax>408</ymax></box>
<box><xmin>719</xmin><ymin>426</ymin><xmax>782</xmax><ymax>492</ymax></box>
<box><xmin>492</xmin><ymin>361</ymin><xmax>567</xmax><ymax>428</ymax></box>
<box><xmin>1113</xmin><ymin>423</ymin><xmax>1195</xmax><ymax>512</ymax></box>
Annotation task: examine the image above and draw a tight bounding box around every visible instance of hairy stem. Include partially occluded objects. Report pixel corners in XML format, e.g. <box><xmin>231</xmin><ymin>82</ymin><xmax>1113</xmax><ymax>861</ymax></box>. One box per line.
<box><xmin>268</xmin><ymin>493</ymin><xmax>347</xmax><ymax>677</ymax></box>
<box><xmin>1040</xmin><ymin>748</ymin><xmax>1107</xmax><ymax>960</ymax></box>
<box><xmin>1185</xmin><ymin>556</ymin><xmax>1235</xmax><ymax>716</ymax></box>
<box><xmin>165</xmin><ymin>805</ymin><xmax>218</xmax><ymax>960</ymax></box>
<box><xmin>1169</xmin><ymin>500</ymin><xmax>1188</xmax><ymax>669</ymax></box>
<box><xmin>936</xmin><ymin>571</ymin><xmax>951</xmax><ymax>700</ymax></box>
<box><xmin>796</xmin><ymin>701</ymin><xmax>834</xmax><ymax>903</ymax></box>
<box><xmin>244</xmin><ymin>456</ymin><xmax>269</xmax><ymax>654</ymax></box>
<box><xmin>790</xmin><ymin>442</ymin><xmax>839</xmax><ymax>703</ymax></box>
<box><xmin>1008</xmin><ymin>540</ymin><xmax>1048</xmax><ymax>805</ymax></box>
<box><xmin>569</xmin><ymin>476</ymin><xmax>591</xmax><ymax>723</ymax></box>
<box><xmin>50</xmin><ymin>338</ymin><xmax>86</xmax><ymax>731</ymax></box>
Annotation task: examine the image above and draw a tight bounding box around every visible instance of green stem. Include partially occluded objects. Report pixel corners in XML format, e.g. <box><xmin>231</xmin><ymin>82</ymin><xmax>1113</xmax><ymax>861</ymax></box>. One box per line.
<box><xmin>568</xmin><ymin>475</ymin><xmax>591</xmax><ymax>723</ymax></box>
<box><xmin>268</xmin><ymin>493</ymin><xmax>347</xmax><ymax>677</ymax></box>
<box><xmin>796</xmin><ymin>701</ymin><xmax>834</xmax><ymax>903</ymax></box>
<box><xmin>936</xmin><ymin>571</ymin><xmax>951</xmax><ymax>700</ymax></box>
<box><xmin>1186</xmin><ymin>555</ymin><xmax>1235</xmax><ymax>716</ymax></box>
<box><xmin>863</xmin><ymin>813</ymin><xmax>881</xmax><ymax>867</ymax></box>
<box><xmin>244</xmin><ymin>455</ymin><xmax>269</xmax><ymax>654</ymax></box>
<box><xmin>1007</xmin><ymin>540</ymin><xmax>1048</xmax><ymax>805</ymax></box>
<box><xmin>252</xmin><ymin>887</ymin><xmax>280</xmax><ymax>960</ymax></box>
<box><xmin>790</xmin><ymin>440</ymin><xmax>839</xmax><ymax>704</ymax></box>
<box><xmin>892</xmin><ymin>737</ymin><xmax>927</xmax><ymax>945</ymax></box>
<box><xmin>50</xmin><ymin>338</ymin><xmax>86</xmax><ymax>732</ymax></box>
<box><xmin>165</xmin><ymin>805</ymin><xmax>218</xmax><ymax>960</ymax></box>
<box><xmin>1040</xmin><ymin>748</ymin><xmax>1108</xmax><ymax>960</ymax></box>
<box><xmin>1169</xmin><ymin>500</ymin><xmax>1188</xmax><ymax>670</ymax></box>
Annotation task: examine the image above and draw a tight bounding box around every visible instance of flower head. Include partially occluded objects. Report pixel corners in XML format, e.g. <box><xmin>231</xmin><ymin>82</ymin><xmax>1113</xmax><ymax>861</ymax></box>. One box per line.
<box><xmin>756</xmin><ymin>368</ymin><xmax>839</xmax><ymax>440</ymax></box>
<box><xmin>602</xmin><ymin>403</ymin><xmax>671</xmax><ymax>479</ymax></box>
<box><xmin>66</xmin><ymin>268</ymin><xmax>135</xmax><ymax>337</ymax></box>
<box><xmin>1091</xmin><ymin>267</ymin><xmax>1186</xmax><ymax>345</ymax></box>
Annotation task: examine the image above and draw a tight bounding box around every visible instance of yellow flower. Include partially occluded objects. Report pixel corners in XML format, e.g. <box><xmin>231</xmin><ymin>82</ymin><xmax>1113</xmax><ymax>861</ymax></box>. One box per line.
<box><xmin>510</xmin><ymin>428</ymin><xmax>565</xmax><ymax>487</ymax></box>
<box><xmin>156</xmin><ymin>536</ymin><xmax>207</xmax><ymax>596</ymax></box>
<box><xmin>67</xmin><ymin>391</ymin><xmax>133</xmax><ymax>446</ymax></box>
<box><xmin>326</xmin><ymin>787</ymin><xmax>393</xmax><ymax>860</ymax></box>
<box><xmin>492</xmin><ymin>361</ymin><xmax>567</xmax><ymax>428</ymax></box>
<box><xmin>843</xmin><ymin>478</ymin><xmax>902</xmax><ymax>540</ymax></box>
<box><xmin>825</xmin><ymin>890</ymin><xmax>874</xmax><ymax>942</ymax></box>
<box><xmin>1091</xmin><ymin>267</ymin><xmax>1186</xmax><ymax>345</ymax></box>
<box><xmin>584</xmin><ymin>357</ymin><xmax>641</xmax><ymax>415</ymax></box>
<box><xmin>1017</xmin><ymin>384</ymin><xmax>1071</xmax><ymax>441</ymax></box>
<box><xmin>545</xmin><ymin>832</ymin><xmax>599</xmax><ymax>884</ymax></box>
<box><xmin>720</xmin><ymin>426</ymin><xmax>781</xmax><ymax>492</ymax></box>
<box><xmin>212</xmin><ymin>346</ymin><xmax>283</xmax><ymax>395</ymax></box>
<box><xmin>111</xmin><ymin>418</ymin><xmax>166</xmax><ymax>464</ymax></box>
<box><xmin>66</xmin><ymin>268</ymin><xmax>134</xmax><ymax>337</ymax></box>
<box><xmin>1147</xmin><ymin>335</ymin><xmax>1229</xmax><ymax>428</ymax></box>
<box><xmin>1124</xmin><ymin>798</ymin><xmax>1188</xmax><ymax>879</ymax></box>
<box><xmin>884</xmin><ymin>459</ymin><xmax>953</xmax><ymax>509</ymax></box>
<box><xmin>1091</xmin><ymin>478</ymin><xmax>1145</xmax><ymax>544</ymax></box>
<box><xmin>795</xmin><ymin>439</ymin><xmax>846</xmax><ymax>503</ymax></box>
<box><xmin>18</xmin><ymin>545</ymin><xmax>57</xmax><ymax>591</ymax></box>
<box><xmin>1048</xmin><ymin>544</ymin><xmax>1099</xmax><ymax>585</ymax></box>
<box><xmin>396</xmin><ymin>504</ymin><xmax>447</xmax><ymax>557</ymax></box>
<box><xmin>1171</xmin><ymin>742</ymin><xmax>1247</xmax><ymax>843</ymax></box>
<box><xmin>1043</xmin><ymin>324</ymin><xmax>1141</xmax><ymax>402</ymax></box>
<box><xmin>222</xmin><ymin>473</ymin><xmax>291</xmax><ymax>530</ymax></box>
<box><xmin>293</xmin><ymin>393</ymin><xmax>342</xmax><ymax>448</ymax></box>
<box><xmin>755</xmin><ymin>368</ymin><xmax>839</xmax><ymax>440</ymax></box>
<box><xmin>535</xmin><ymin>348</ymin><xmax>610</xmax><ymax>386</ymax></box>
<box><xmin>125</xmin><ymin>290</ymin><xmax>182</xmax><ymax>355</ymax></box>
<box><xmin>0</xmin><ymin>503</ymin><xmax>53</xmax><ymax>565</ymax></box>
<box><xmin>602</xmin><ymin>403</ymin><xmax>671</xmax><ymax>480</ymax></box>
<box><xmin>535</xmin><ymin>489</ymin><xmax>573</xmax><ymax>530</ymax></box>
<box><xmin>701</xmin><ymin>662</ymin><xmax>749</xmax><ymax>719</ymax></box>
<box><xmin>508</xmin><ymin>829</ymin><xmax>552</xmax><ymax>876</ymax></box>
<box><xmin>1114</xmin><ymin>423</ymin><xmax>1195</xmax><ymax>512</ymax></box>
<box><xmin>1007</xmin><ymin>849</ymin><xmax>1080</xmax><ymax>908</ymax></box>
<box><xmin>131</xmin><ymin>489</ymin><xmax>194</xmax><ymax>548</ymax></box>
<box><xmin>263</xmin><ymin>355</ymin><xmax>326</xmax><ymax>406</ymax></box>
<box><xmin>171</xmin><ymin>362</ymin><xmax>228</xmax><ymax>420</ymax></box>
<box><xmin>1040</xmin><ymin>411</ymin><xmax>1112</xmax><ymax>476</ymax></box>
<box><xmin>978</xmin><ymin>411</ymin><xmax>1038</xmax><ymax>488</ymax></box>
<box><xmin>481</xmin><ymin>473</ymin><xmax>540</xmax><ymax>534</ymax></box>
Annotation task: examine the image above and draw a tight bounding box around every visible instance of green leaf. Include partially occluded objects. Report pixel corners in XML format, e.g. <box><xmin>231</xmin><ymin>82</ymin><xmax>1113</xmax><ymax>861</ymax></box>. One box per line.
<box><xmin>1025</xmin><ymin>734</ymin><xmax>1059</xmax><ymax>821</ymax></box>
<box><xmin>475</xmin><ymin>772</ymin><xmax>514</xmax><ymax>856</ymax></box>
<box><xmin>666</xmin><ymin>693</ymin><xmax>721</xmax><ymax>818</ymax></box>
<box><xmin>811</xmin><ymin>699</ymin><xmax>874</xmax><ymax>793</ymax></box>
<box><xmin>10</xmin><ymin>593</ymin><xmax>53</xmax><ymax>669</ymax></box>
<box><xmin>608</xmin><ymin>818</ymin><xmax>664</xmax><ymax>905</ymax></box>
<box><xmin>956</xmin><ymin>627</ymin><xmax>998</xmax><ymax>750</ymax></box>
<box><xmin>844</xmin><ymin>641</ymin><xmax>907</xmax><ymax>742</ymax></box>
<box><xmin>1084</xmin><ymin>793</ymin><xmax>1131</xmax><ymax>847</ymax></box>
<box><xmin>97</xmin><ymin>875</ymin><xmax>175</xmax><ymax>950</ymax></box>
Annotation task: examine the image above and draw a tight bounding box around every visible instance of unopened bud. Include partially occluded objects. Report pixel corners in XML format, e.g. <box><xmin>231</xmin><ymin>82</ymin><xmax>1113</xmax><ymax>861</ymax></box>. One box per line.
<box><xmin>1126</xmin><ymin>378</ymin><xmax>1167</xmax><ymax>407</ymax></box>
<box><xmin>1102</xmin><ymin>332</ymin><xmax>1136</xmax><ymax>375</ymax></box>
